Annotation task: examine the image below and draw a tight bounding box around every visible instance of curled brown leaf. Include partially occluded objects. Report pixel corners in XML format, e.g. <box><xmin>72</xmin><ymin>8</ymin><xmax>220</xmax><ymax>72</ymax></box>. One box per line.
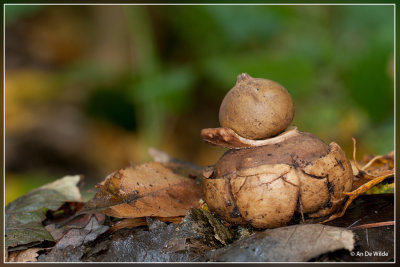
<box><xmin>85</xmin><ymin>162</ymin><xmax>203</xmax><ymax>219</ymax></box>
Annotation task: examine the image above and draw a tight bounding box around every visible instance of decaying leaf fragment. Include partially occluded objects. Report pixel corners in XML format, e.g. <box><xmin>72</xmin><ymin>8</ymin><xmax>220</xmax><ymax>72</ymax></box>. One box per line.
<box><xmin>165</xmin><ymin>208</ymin><xmax>234</xmax><ymax>253</ymax></box>
<box><xmin>44</xmin><ymin>213</ymin><xmax>108</xmax><ymax>249</ymax></box>
<box><xmin>5</xmin><ymin>175</ymin><xmax>82</xmax><ymax>249</ymax></box>
<box><xmin>84</xmin><ymin>210</ymin><xmax>234</xmax><ymax>262</ymax></box>
<box><xmin>85</xmin><ymin>162</ymin><xmax>203</xmax><ymax>219</ymax></box>
<box><xmin>7</xmin><ymin>248</ymin><xmax>43</xmax><ymax>262</ymax></box>
<box><xmin>351</xmin><ymin>148</ymin><xmax>394</xmax><ymax>190</ymax></box>
<box><xmin>108</xmin><ymin>216</ymin><xmax>184</xmax><ymax>234</ymax></box>
<box><xmin>85</xmin><ymin>217</ymin><xmax>207</xmax><ymax>262</ymax></box>
<box><xmin>208</xmin><ymin>224</ymin><xmax>355</xmax><ymax>262</ymax></box>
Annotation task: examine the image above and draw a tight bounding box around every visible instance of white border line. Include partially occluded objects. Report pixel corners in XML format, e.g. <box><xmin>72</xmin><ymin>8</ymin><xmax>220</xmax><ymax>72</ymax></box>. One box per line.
<box><xmin>393</xmin><ymin>3</ymin><xmax>396</xmax><ymax>264</ymax></box>
<box><xmin>3</xmin><ymin>2</ymin><xmax>6</xmax><ymax>264</ymax></box>
<box><xmin>1</xmin><ymin>3</ymin><xmax>398</xmax><ymax>5</ymax></box>
<box><xmin>3</xmin><ymin>3</ymin><xmax>396</xmax><ymax>264</ymax></box>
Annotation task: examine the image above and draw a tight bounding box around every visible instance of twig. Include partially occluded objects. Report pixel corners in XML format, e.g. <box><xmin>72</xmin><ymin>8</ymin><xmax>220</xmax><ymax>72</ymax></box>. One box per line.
<box><xmin>350</xmin><ymin>221</ymin><xmax>395</xmax><ymax>230</ymax></box>
<box><xmin>347</xmin><ymin>219</ymin><xmax>362</xmax><ymax>229</ymax></box>
<box><xmin>352</xmin><ymin>137</ymin><xmax>362</xmax><ymax>170</ymax></box>
<box><xmin>320</xmin><ymin>170</ymin><xmax>394</xmax><ymax>224</ymax></box>
<box><xmin>361</xmin><ymin>155</ymin><xmax>384</xmax><ymax>171</ymax></box>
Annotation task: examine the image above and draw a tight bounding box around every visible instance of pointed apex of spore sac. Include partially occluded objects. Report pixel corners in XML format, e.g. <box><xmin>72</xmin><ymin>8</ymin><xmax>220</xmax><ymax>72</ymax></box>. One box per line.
<box><xmin>236</xmin><ymin>73</ymin><xmax>252</xmax><ymax>84</ymax></box>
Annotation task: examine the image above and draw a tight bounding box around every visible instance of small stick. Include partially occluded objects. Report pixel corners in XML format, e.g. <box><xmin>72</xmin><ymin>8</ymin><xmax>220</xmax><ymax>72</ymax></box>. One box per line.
<box><xmin>347</xmin><ymin>219</ymin><xmax>362</xmax><ymax>229</ymax></box>
<box><xmin>361</xmin><ymin>155</ymin><xmax>385</xmax><ymax>171</ymax></box>
<box><xmin>352</xmin><ymin>137</ymin><xmax>363</xmax><ymax>170</ymax></box>
<box><xmin>350</xmin><ymin>221</ymin><xmax>395</xmax><ymax>230</ymax></box>
<box><xmin>320</xmin><ymin>170</ymin><xmax>394</xmax><ymax>224</ymax></box>
<box><xmin>345</xmin><ymin>170</ymin><xmax>394</xmax><ymax>197</ymax></box>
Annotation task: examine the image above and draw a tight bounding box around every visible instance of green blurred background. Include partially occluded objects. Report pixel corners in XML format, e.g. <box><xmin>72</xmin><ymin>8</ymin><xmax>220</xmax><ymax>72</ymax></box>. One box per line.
<box><xmin>4</xmin><ymin>5</ymin><xmax>394</xmax><ymax>205</ymax></box>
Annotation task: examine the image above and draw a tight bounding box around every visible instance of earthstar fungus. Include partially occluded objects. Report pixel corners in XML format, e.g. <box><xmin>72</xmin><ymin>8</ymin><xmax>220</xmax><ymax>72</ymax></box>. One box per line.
<box><xmin>201</xmin><ymin>73</ymin><xmax>354</xmax><ymax>228</ymax></box>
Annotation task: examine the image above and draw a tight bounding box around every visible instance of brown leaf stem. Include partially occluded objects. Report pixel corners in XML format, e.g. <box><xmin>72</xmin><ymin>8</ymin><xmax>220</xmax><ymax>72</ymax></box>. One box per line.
<box><xmin>350</xmin><ymin>221</ymin><xmax>395</xmax><ymax>230</ymax></box>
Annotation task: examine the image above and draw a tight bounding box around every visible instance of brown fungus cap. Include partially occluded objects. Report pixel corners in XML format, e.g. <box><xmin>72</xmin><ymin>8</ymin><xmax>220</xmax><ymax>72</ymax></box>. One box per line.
<box><xmin>219</xmin><ymin>73</ymin><xmax>294</xmax><ymax>140</ymax></box>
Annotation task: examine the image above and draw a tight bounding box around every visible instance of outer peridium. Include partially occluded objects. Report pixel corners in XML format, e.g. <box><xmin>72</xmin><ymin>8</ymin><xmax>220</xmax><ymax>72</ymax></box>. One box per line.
<box><xmin>203</xmin><ymin>142</ymin><xmax>353</xmax><ymax>229</ymax></box>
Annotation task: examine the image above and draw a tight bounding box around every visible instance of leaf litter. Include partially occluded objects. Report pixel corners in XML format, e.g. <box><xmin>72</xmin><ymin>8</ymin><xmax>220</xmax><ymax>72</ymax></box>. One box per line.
<box><xmin>83</xmin><ymin>162</ymin><xmax>203</xmax><ymax>219</ymax></box>
<box><xmin>7</xmin><ymin>248</ymin><xmax>43</xmax><ymax>262</ymax></box>
<box><xmin>5</xmin><ymin>175</ymin><xmax>82</xmax><ymax>250</ymax></box>
<box><xmin>38</xmin><ymin>213</ymin><xmax>109</xmax><ymax>262</ymax></box>
<box><xmin>5</xmin><ymin>148</ymin><xmax>394</xmax><ymax>262</ymax></box>
<box><xmin>207</xmin><ymin>224</ymin><xmax>354</xmax><ymax>262</ymax></box>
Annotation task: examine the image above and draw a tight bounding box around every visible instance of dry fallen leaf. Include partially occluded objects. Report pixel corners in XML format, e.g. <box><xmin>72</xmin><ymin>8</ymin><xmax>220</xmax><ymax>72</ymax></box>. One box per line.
<box><xmin>351</xmin><ymin>150</ymin><xmax>394</xmax><ymax>190</ymax></box>
<box><xmin>7</xmin><ymin>248</ymin><xmax>42</xmax><ymax>262</ymax></box>
<box><xmin>85</xmin><ymin>217</ymin><xmax>207</xmax><ymax>262</ymax></box>
<box><xmin>5</xmin><ymin>175</ymin><xmax>82</xmax><ymax>249</ymax></box>
<box><xmin>45</xmin><ymin>213</ymin><xmax>107</xmax><ymax>243</ymax></box>
<box><xmin>108</xmin><ymin>216</ymin><xmax>184</xmax><ymax>234</ymax></box>
<box><xmin>208</xmin><ymin>224</ymin><xmax>355</xmax><ymax>262</ymax></box>
<box><xmin>350</xmin><ymin>139</ymin><xmax>394</xmax><ymax>187</ymax></box>
<box><xmin>84</xmin><ymin>162</ymin><xmax>203</xmax><ymax>219</ymax></box>
<box><xmin>55</xmin><ymin>215</ymin><xmax>109</xmax><ymax>250</ymax></box>
<box><xmin>164</xmin><ymin>208</ymin><xmax>234</xmax><ymax>254</ymax></box>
